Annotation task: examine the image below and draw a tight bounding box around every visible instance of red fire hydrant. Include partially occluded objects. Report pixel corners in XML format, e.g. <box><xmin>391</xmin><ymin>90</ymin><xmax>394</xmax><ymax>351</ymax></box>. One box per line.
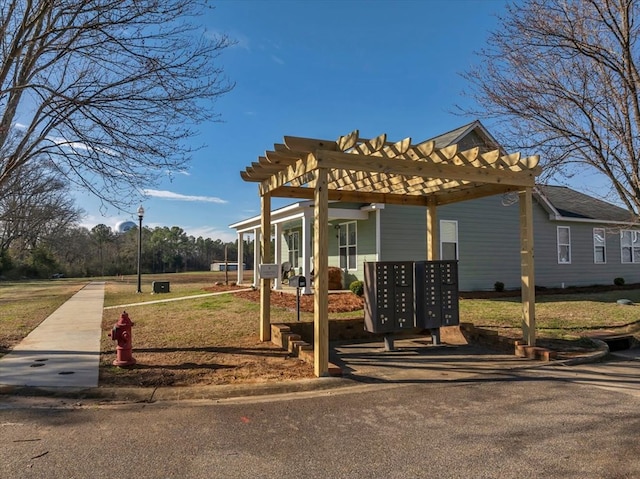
<box><xmin>108</xmin><ymin>311</ymin><xmax>136</xmax><ymax>367</ymax></box>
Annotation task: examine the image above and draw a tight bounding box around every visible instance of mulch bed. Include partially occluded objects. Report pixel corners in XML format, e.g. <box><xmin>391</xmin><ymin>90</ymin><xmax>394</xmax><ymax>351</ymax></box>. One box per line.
<box><xmin>203</xmin><ymin>284</ymin><xmax>364</xmax><ymax>313</ymax></box>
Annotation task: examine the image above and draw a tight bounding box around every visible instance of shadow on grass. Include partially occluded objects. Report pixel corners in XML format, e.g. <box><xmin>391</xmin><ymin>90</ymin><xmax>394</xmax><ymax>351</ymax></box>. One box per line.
<box><xmin>133</xmin><ymin>346</ymin><xmax>291</xmax><ymax>357</ymax></box>
<box><xmin>123</xmin><ymin>362</ymin><xmax>236</xmax><ymax>371</ymax></box>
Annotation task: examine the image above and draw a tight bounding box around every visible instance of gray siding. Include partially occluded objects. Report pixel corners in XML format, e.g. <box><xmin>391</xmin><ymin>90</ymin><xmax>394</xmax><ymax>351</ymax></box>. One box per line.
<box><xmin>439</xmin><ymin>195</ymin><xmax>521</xmax><ymax>290</ymax></box>
<box><xmin>533</xmin><ymin>215</ymin><xmax>640</xmax><ymax>288</ymax></box>
<box><xmin>379</xmin><ymin>205</ymin><xmax>428</xmax><ymax>261</ymax></box>
<box><xmin>379</xmin><ymin>194</ymin><xmax>640</xmax><ymax>290</ymax></box>
<box><xmin>277</xmin><ymin>194</ymin><xmax>640</xmax><ymax>291</ymax></box>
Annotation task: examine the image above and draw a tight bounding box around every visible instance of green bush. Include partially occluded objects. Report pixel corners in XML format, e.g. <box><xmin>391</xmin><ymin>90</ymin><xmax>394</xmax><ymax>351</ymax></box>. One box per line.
<box><xmin>614</xmin><ymin>277</ymin><xmax>625</xmax><ymax>286</ymax></box>
<box><xmin>494</xmin><ymin>281</ymin><xmax>505</xmax><ymax>292</ymax></box>
<box><xmin>349</xmin><ymin>280</ymin><xmax>364</xmax><ymax>296</ymax></box>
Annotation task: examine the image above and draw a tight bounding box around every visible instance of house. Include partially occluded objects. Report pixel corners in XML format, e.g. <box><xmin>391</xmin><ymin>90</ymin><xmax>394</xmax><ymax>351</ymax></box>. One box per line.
<box><xmin>230</xmin><ymin>121</ymin><xmax>640</xmax><ymax>291</ymax></box>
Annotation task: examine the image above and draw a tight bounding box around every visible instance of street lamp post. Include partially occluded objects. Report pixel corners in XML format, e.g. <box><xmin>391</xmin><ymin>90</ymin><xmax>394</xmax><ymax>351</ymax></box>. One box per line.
<box><xmin>137</xmin><ymin>205</ymin><xmax>144</xmax><ymax>293</ymax></box>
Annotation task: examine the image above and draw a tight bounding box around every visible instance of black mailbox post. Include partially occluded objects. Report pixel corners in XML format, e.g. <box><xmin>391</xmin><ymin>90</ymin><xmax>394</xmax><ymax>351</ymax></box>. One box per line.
<box><xmin>289</xmin><ymin>276</ymin><xmax>306</xmax><ymax>288</ymax></box>
<box><xmin>289</xmin><ymin>276</ymin><xmax>306</xmax><ymax>321</ymax></box>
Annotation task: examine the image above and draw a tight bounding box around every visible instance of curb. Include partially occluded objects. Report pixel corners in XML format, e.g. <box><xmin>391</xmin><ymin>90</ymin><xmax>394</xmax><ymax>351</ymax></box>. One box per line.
<box><xmin>550</xmin><ymin>339</ymin><xmax>610</xmax><ymax>366</ymax></box>
<box><xmin>0</xmin><ymin>376</ymin><xmax>353</xmax><ymax>402</ymax></box>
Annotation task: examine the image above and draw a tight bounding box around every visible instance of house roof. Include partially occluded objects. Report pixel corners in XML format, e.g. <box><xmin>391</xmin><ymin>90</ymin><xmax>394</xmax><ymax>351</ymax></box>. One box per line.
<box><xmin>536</xmin><ymin>185</ymin><xmax>634</xmax><ymax>223</ymax></box>
<box><xmin>428</xmin><ymin>120</ymin><xmax>502</xmax><ymax>152</ymax></box>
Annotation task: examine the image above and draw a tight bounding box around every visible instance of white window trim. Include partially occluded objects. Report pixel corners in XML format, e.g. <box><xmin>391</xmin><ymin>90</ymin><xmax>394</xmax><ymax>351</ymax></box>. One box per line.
<box><xmin>557</xmin><ymin>226</ymin><xmax>571</xmax><ymax>264</ymax></box>
<box><xmin>620</xmin><ymin>229</ymin><xmax>640</xmax><ymax>264</ymax></box>
<box><xmin>287</xmin><ymin>231</ymin><xmax>299</xmax><ymax>268</ymax></box>
<box><xmin>439</xmin><ymin>219</ymin><xmax>458</xmax><ymax>260</ymax></box>
<box><xmin>593</xmin><ymin>227</ymin><xmax>606</xmax><ymax>264</ymax></box>
<box><xmin>339</xmin><ymin>221</ymin><xmax>357</xmax><ymax>271</ymax></box>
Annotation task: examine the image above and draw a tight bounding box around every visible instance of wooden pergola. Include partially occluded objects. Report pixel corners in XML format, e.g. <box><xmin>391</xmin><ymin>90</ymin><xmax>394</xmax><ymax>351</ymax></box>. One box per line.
<box><xmin>240</xmin><ymin>130</ymin><xmax>542</xmax><ymax>377</ymax></box>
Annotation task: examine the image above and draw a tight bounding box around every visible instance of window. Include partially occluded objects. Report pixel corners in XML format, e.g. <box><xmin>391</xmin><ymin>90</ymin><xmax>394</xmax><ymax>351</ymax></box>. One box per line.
<box><xmin>593</xmin><ymin>228</ymin><xmax>606</xmax><ymax>264</ymax></box>
<box><xmin>339</xmin><ymin>222</ymin><xmax>357</xmax><ymax>270</ymax></box>
<box><xmin>557</xmin><ymin>226</ymin><xmax>571</xmax><ymax>264</ymax></box>
<box><xmin>620</xmin><ymin>230</ymin><xmax>640</xmax><ymax>263</ymax></box>
<box><xmin>440</xmin><ymin>220</ymin><xmax>458</xmax><ymax>260</ymax></box>
<box><xmin>287</xmin><ymin>231</ymin><xmax>299</xmax><ymax>268</ymax></box>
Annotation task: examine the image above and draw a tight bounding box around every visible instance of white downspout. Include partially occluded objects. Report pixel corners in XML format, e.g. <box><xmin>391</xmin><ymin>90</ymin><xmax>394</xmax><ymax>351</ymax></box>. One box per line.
<box><xmin>274</xmin><ymin>223</ymin><xmax>282</xmax><ymax>290</ymax></box>
<box><xmin>237</xmin><ymin>232</ymin><xmax>244</xmax><ymax>284</ymax></box>
<box><xmin>302</xmin><ymin>209</ymin><xmax>312</xmax><ymax>294</ymax></box>
<box><xmin>375</xmin><ymin>208</ymin><xmax>381</xmax><ymax>261</ymax></box>
<box><xmin>253</xmin><ymin>228</ymin><xmax>260</xmax><ymax>288</ymax></box>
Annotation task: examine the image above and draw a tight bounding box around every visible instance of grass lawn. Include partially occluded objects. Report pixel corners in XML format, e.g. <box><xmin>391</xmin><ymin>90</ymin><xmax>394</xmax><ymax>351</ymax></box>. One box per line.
<box><xmin>3</xmin><ymin>273</ymin><xmax>640</xmax><ymax>387</ymax></box>
<box><xmin>460</xmin><ymin>289</ymin><xmax>640</xmax><ymax>338</ymax></box>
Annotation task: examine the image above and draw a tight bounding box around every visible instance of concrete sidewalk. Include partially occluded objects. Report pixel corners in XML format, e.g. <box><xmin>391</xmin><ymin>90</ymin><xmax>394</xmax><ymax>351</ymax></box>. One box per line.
<box><xmin>0</xmin><ymin>282</ymin><xmax>105</xmax><ymax>389</ymax></box>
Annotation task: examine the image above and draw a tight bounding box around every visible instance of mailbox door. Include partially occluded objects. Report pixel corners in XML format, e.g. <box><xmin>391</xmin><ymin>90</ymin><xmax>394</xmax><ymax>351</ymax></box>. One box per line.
<box><xmin>364</xmin><ymin>262</ymin><xmax>415</xmax><ymax>333</ymax></box>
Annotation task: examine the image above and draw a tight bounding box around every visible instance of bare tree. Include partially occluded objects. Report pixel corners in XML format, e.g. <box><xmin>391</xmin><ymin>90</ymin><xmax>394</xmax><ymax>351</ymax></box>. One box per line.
<box><xmin>0</xmin><ymin>0</ymin><xmax>233</xmax><ymax>209</ymax></box>
<box><xmin>462</xmin><ymin>0</ymin><xmax>640</xmax><ymax>216</ymax></box>
<box><xmin>0</xmin><ymin>161</ymin><xmax>80</xmax><ymax>258</ymax></box>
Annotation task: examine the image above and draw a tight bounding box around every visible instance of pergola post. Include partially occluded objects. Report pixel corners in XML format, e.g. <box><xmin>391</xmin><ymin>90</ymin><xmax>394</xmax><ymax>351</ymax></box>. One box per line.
<box><xmin>313</xmin><ymin>167</ymin><xmax>329</xmax><ymax>377</ymax></box>
<box><xmin>520</xmin><ymin>188</ymin><xmax>536</xmax><ymax>346</ymax></box>
<box><xmin>260</xmin><ymin>193</ymin><xmax>272</xmax><ymax>342</ymax></box>
<box><xmin>426</xmin><ymin>197</ymin><xmax>439</xmax><ymax>261</ymax></box>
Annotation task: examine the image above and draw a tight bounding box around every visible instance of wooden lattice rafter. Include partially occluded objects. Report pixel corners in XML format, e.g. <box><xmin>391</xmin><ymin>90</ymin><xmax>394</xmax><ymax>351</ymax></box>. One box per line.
<box><xmin>240</xmin><ymin>129</ymin><xmax>542</xmax><ymax>205</ymax></box>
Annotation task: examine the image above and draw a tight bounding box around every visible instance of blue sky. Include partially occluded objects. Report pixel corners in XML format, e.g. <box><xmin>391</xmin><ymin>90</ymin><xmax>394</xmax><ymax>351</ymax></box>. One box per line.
<box><xmin>78</xmin><ymin>0</ymin><xmax>510</xmax><ymax>241</ymax></box>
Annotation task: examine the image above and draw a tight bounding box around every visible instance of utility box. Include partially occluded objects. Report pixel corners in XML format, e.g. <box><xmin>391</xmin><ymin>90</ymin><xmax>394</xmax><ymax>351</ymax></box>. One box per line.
<box><xmin>152</xmin><ymin>281</ymin><xmax>170</xmax><ymax>294</ymax></box>
<box><xmin>364</xmin><ymin>261</ymin><xmax>415</xmax><ymax>333</ymax></box>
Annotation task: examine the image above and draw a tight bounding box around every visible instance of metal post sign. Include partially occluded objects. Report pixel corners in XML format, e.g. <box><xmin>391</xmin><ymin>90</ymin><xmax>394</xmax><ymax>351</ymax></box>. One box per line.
<box><xmin>259</xmin><ymin>263</ymin><xmax>279</xmax><ymax>279</ymax></box>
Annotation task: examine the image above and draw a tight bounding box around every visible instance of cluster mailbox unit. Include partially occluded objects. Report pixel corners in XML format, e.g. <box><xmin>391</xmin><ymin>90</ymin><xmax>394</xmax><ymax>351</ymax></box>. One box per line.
<box><xmin>364</xmin><ymin>260</ymin><xmax>459</xmax><ymax>348</ymax></box>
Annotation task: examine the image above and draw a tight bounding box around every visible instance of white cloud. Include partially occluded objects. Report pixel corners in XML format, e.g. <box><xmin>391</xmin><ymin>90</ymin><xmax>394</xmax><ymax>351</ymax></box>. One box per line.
<box><xmin>271</xmin><ymin>55</ymin><xmax>284</xmax><ymax>65</ymax></box>
<box><xmin>78</xmin><ymin>213</ymin><xmax>122</xmax><ymax>231</ymax></box>
<box><xmin>143</xmin><ymin>189</ymin><xmax>227</xmax><ymax>204</ymax></box>
<box><xmin>164</xmin><ymin>169</ymin><xmax>191</xmax><ymax>177</ymax></box>
<box><xmin>185</xmin><ymin>226</ymin><xmax>236</xmax><ymax>242</ymax></box>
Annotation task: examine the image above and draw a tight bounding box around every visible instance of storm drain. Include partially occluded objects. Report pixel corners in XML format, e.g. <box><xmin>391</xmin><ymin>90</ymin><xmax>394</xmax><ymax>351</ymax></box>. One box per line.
<box><xmin>603</xmin><ymin>336</ymin><xmax>634</xmax><ymax>352</ymax></box>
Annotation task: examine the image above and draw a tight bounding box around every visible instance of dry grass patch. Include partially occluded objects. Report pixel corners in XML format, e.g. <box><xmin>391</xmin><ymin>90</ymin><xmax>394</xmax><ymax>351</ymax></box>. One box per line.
<box><xmin>100</xmin><ymin>276</ymin><xmax>315</xmax><ymax>387</ymax></box>
<box><xmin>0</xmin><ymin>279</ymin><xmax>87</xmax><ymax>355</ymax></box>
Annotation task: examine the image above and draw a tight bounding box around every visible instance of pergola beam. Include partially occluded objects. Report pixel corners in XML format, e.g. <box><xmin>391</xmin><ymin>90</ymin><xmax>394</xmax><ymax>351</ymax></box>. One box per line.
<box><xmin>272</xmin><ymin>185</ymin><xmax>430</xmax><ymax>207</ymax></box>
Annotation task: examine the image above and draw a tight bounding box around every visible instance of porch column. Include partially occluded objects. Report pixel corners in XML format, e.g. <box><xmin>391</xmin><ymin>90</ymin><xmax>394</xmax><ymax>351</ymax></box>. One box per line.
<box><xmin>260</xmin><ymin>193</ymin><xmax>272</xmax><ymax>342</ymax></box>
<box><xmin>426</xmin><ymin>197</ymin><xmax>439</xmax><ymax>260</ymax></box>
<box><xmin>314</xmin><ymin>167</ymin><xmax>329</xmax><ymax>377</ymax></box>
<box><xmin>302</xmin><ymin>209</ymin><xmax>312</xmax><ymax>294</ymax></box>
<box><xmin>237</xmin><ymin>232</ymin><xmax>244</xmax><ymax>284</ymax></box>
<box><xmin>253</xmin><ymin>228</ymin><xmax>260</xmax><ymax>288</ymax></box>
<box><xmin>519</xmin><ymin>188</ymin><xmax>536</xmax><ymax>346</ymax></box>
<box><xmin>274</xmin><ymin>223</ymin><xmax>282</xmax><ymax>290</ymax></box>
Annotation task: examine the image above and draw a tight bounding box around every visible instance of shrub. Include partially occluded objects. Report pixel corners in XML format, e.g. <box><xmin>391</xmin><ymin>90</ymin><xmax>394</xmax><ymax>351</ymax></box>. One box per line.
<box><xmin>614</xmin><ymin>277</ymin><xmax>625</xmax><ymax>286</ymax></box>
<box><xmin>349</xmin><ymin>280</ymin><xmax>364</xmax><ymax>296</ymax></box>
<box><xmin>494</xmin><ymin>281</ymin><xmax>505</xmax><ymax>292</ymax></box>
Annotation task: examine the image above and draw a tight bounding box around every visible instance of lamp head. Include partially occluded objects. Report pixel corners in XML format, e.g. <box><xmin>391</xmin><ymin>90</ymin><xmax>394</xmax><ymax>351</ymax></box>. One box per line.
<box><xmin>137</xmin><ymin>205</ymin><xmax>145</xmax><ymax>219</ymax></box>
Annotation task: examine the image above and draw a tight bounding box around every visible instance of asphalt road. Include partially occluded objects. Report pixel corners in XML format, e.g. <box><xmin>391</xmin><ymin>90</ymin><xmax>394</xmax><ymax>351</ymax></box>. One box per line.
<box><xmin>2</xmin><ymin>357</ymin><xmax>640</xmax><ymax>479</ymax></box>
